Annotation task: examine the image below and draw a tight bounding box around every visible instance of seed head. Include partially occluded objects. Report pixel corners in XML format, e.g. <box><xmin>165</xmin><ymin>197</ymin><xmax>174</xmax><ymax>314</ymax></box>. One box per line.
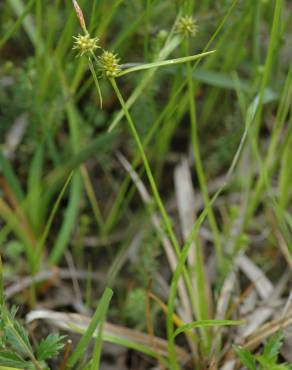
<box><xmin>176</xmin><ymin>15</ymin><xmax>198</xmax><ymax>38</ymax></box>
<box><xmin>73</xmin><ymin>33</ymin><xmax>100</xmax><ymax>57</ymax></box>
<box><xmin>98</xmin><ymin>51</ymin><xmax>121</xmax><ymax>78</ymax></box>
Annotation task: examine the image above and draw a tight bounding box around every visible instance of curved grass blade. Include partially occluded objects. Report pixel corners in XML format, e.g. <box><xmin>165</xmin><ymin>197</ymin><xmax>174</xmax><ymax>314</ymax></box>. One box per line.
<box><xmin>173</xmin><ymin>319</ymin><xmax>244</xmax><ymax>339</ymax></box>
<box><xmin>117</xmin><ymin>50</ymin><xmax>215</xmax><ymax>77</ymax></box>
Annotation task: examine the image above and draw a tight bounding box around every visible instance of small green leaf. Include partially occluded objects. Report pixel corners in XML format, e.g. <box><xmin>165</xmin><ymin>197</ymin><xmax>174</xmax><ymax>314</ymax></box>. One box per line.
<box><xmin>36</xmin><ymin>334</ymin><xmax>65</xmax><ymax>361</ymax></box>
<box><xmin>263</xmin><ymin>331</ymin><xmax>284</xmax><ymax>362</ymax></box>
<box><xmin>5</xmin><ymin>321</ymin><xmax>33</xmax><ymax>357</ymax></box>
<box><xmin>0</xmin><ymin>350</ymin><xmax>30</xmax><ymax>368</ymax></box>
<box><xmin>257</xmin><ymin>355</ymin><xmax>290</xmax><ymax>370</ymax></box>
<box><xmin>234</xmin><ymin>346</ymin><xmax>257</xmax><ymax>370</ymax></box>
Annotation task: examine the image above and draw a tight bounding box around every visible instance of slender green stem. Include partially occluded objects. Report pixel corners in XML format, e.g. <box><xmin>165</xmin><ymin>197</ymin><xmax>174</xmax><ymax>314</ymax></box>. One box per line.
<box><xmin>253</xmin><ymin>0</ymin><xmax>283</xmax><ymax>136</ymax></box>
<box><xmin>185</xmin><ymin>40</ymin><xmax>223</xmax><ymax>268</ymax></box>
<box><xmin>103</xmin><ymin>77</ymin><xmax>188</xmax><ymax>234</ymax></box>
<box><xmin>110</xmin><ymin>78</ymin><xmax>180</xmax><ymax>256</ymax></box>
<box><xmin>233</xmin><ymin>0</ymin><xmax>285</xmax><ymax>235</ymax></box>
<box><xmin>35</xmin><ymin>0</ymin><xmax>42</xmax><ymax>54</ymax></box>
<box><xmin>81</xmin><ymin>165</ymin><xmax>105</xmax><ymax>231</ymax></box>
<box><xmin>252</xmin><ymin>0</ymin><xmax>261</xmax><ymax>69</ymax></box>
<box><xmin>144</xmin><ymin>0</ymin><xmax>152</xmax><ymax>60</ymax></box>
<box><xmin>88</xmin><ymin>57</ymin><xmax>103</xmax><ymax>108</ymax></box>
<box><xmin>0</xmin><ymin>256</ymin><xmax>4</xmax><ymax>306</ymax></box>
<box><xmin>245</xmin><ymin>61</ymin><xmax>292</xmax><ymax>222</ymax></box>
<box><xmin>109</xmin><ymin>77</ymin><xmax>196</xmax><ymax>317</ymax></box>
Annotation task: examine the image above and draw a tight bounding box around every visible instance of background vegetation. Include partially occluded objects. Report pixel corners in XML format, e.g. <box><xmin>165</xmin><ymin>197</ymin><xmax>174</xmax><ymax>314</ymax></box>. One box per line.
<box><xmin>0</xmin><ymin>0</ymin><xmax>291</xmax><ymax>369</ymax></box>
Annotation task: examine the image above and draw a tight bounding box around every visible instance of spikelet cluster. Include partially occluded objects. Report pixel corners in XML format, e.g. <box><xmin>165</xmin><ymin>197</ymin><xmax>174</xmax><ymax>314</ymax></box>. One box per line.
<box><xmin>73</xmin><ymin>33</ymin><xmax>100</xmax><ymax>57</ymax></box>
<box><xmin>98</xmin><ymin>51</ymin><xmax>121</xmax><ymax>78</ymax></box>
<box><xmin>176</xmin><ymin>15</ymin><xmax>198</xmax><ymax>38</ymax></box>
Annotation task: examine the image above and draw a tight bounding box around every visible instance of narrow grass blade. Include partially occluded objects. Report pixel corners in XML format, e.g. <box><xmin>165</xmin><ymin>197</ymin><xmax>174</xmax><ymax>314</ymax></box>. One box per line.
<box><xmin>0</xmin><ymin>0</ymin><xmax>35</xmax><ymax>49</ymax></box>
<box><xmin>35</xmin><ymin>171</ymin><xmax>73</xmax><ymax>269</ymax></box>
<box><xmin>49</xmin><ymin>172</ymin><xmax>81</xmax><ymax>265</ymax></box>
<box><xmin>0</xmin><ymin>199</ymin><xmax>35</xmax><ymax>269</ymax></box>
<box><xmin>90</xmin><ymin>291</ymin><xmax>112</xmax><ymax>370</ymax></box>
<box><xmin>192</xmin><ymin>68</ymin><xmax>250</xmax><ymax>91</ymax></box>
<box><xmin>166</xmin><ymin>96</ymin><xmax>254</xmax><ymax>364</ymax></box>
<box><xmin>0</xmin><ymin>256</ymin><xmax>4</xmax><ymax>306</ymax></box>
<box><xmin>81</xmin><ymin>165</ymin><xmax>105</xmax><ymax>231</ymax></box>
<box><xmin>66</xmin><ymin>288</ymin><xmax>113</xmax><ymax>368</ymax></box>
<box><xmin>167</xmin><ymin>188</ymin><xmax>222</xmax><ymax>370</ymax></box>
<box><xmin>253</xmin><ymin>0</ymin><xmax>283</xmax><ymax>135</ymax></box>
<box><xmin>26</xmin><ymin>142</ymin><xmax>44</xmax><ymax>233</ymax></box>
<box><xmin>7</xmin><ymin>0</ymin><xmax>38</xmax><ymax>47</ymax></box>
<box><xmin>278</xmin><ymin>132</ymin><xmax>292</xmax><ymax>208</ymax></box>
<box><xmin>118</xmin><ymin>50</ymin><xmax>216</xmax><ymax>77</ymax></box>
<box><xmin>0</xmin><ymin>152</ymin><xmax>24</xmax><ymax>202</ymax></box>
<box><xmin>173</xmin><ymin>319</ymin><xmax>244</xmax><ymax>339</ymax></box>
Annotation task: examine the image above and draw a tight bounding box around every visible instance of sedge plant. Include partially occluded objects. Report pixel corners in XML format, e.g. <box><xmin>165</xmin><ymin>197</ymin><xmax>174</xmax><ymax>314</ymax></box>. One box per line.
<box><xmin>71</xmin><ymin>0</ymin><xmax>214</xmax><ymax>319</ymax></box>
<box><xmin>71</xmin><ymin>2</ymin><xmax>245</xmax><ymax>368</ymax></box>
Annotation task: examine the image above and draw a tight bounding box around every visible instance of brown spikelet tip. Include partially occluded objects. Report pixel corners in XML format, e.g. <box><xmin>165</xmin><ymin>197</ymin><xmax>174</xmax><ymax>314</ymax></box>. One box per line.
<box><xmin>72</xmin><ymin>0</ymin><xmax>87</xmax><ymax>32</ymax></box>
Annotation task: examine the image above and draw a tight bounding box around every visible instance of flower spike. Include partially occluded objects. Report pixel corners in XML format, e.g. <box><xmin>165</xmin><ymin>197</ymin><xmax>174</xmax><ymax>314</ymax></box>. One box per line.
<box><xmin>176</xmin><ymin>15</ymin><xmax>198</xmax><ymax>38</ymax></box>
<box><xmin>73</xmin><ymin>34</ymin><xmax>100</xmax><ymax>57</ymax></box>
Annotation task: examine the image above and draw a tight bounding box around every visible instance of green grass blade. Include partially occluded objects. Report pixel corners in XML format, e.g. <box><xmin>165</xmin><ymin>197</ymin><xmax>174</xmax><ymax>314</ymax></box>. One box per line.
<box><xmin>26</xmin><ymin>142</ymin><xmax>44</xmax><ymax>233</ymax></box>
<box><xmin>67</xmin><ymin>288</ymin><xmax>113</xmax><ymax>368</ymax></box>
<box><xmin>118</xmin><ymin>50</ymin><xmax>216</xmax><ymax>77</ymax></box>
<box><xmin>279</xmin><ymin>139</ymin><xmax>292</xmax><ymax>208</ymax></box>
<box><xmin>192</xmin><ymin>68</ymin><xmax>250</xmax><ymax>91</ymax></box>
<box><xmin>0</xmin><ymin>151</ymin><xmax>24</xmax><ymax>202</ymax></box>
<box><xmin>101</xmin><ymin>334</ymin><xmax>168</xmax><ymax>366</ymax></box>
<box><xmin>0</xmin><ymin>256</ymin><xmax>4</xmax><ymax>306</ymax></box>
<box><xmin>34</xmin><ymin>171</ymin><xmax>73</xmax><ymax>270</ymax></box>
<box><xmin>253</xmin><ymin>0</ymin><xmax>283</xmax><ymax>135</ymax></box>
<box><xmin>7</xmin><ymin>0</ymin><xmax>38</xmax><ymax>47</ymax></box>
<box><xmin>49</xmin><ymin>172</ymin><xmax>81</xmax><ymax>265</ymax></box>
<box><xmin>167</xmin><ymin>188</ymin><xmax>222</xmax><ymax>370</ymax></box>
<box><xmin>81</xmin><ymin>166</ymin><xmax>105</xmax><ymax>231</ymax></box>
<box><xmin>173</xmin><ymin>319</ymin><xmax>244</xmax><ymax>339</ymax></box>
<box><xmin>0</xmin><ymin>0</ymin><xmax>35</xmax><ymax>49</ymax></box>
<box><xmin>0</xmin><ymin>199</ymin><xmax>35</xmax><ymax>269</ymax></box>
<box><xmin>109</xmin><ymin>78</ymin><xmax>196</xmax><ymax>317</ymax></box>
<box><xmin>90</xmin><ymin>292</ymin><xmax>112</xmax><ymax>370</ymax></box>
<box><xmin>67</xmin><ymin>324</ymin><xmax>170</xmax><ymax>366</ymax></box>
